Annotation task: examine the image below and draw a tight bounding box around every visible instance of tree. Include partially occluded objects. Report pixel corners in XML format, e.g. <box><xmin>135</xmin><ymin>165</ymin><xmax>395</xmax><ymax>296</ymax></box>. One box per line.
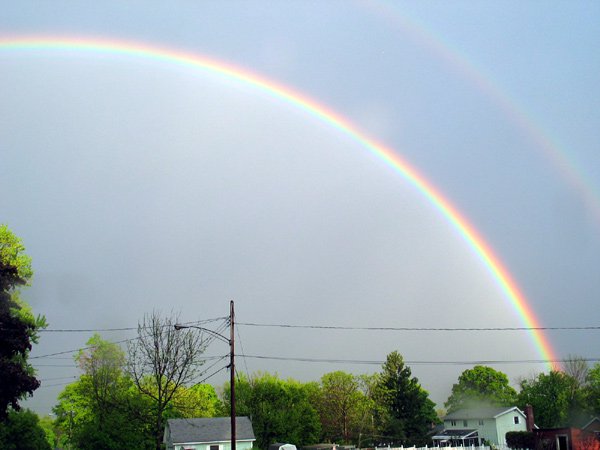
<box><xmin>0</xmin><ymin>409</ymin><xmax>52</xmax><ymax>450</ymax></box>
<box><xmin>355</xmin><ymin>374</ymin><xmax>381</xmax><ymax>448</ymax></box>
<box><xmin>374</xmin><ymin>351</ymin><xmax>438</xmax><ymax>446</ymax></box>
<box><xmin>76</xmin><ymin>334</ymin><xmax>127</xmax><ymax>415</ymax></box>
<box><xmin>583</xmin><ymin>363</ymin><xmax>600</xmax><ymax>416</ymax></box>
<box><xmin>222</xmin><ymin>373</ymin><xmax>321</xmax><ymax>449</ymax></box>
<box><xmin>317</xmin><ymin>371</ymin><xmax>370</xmax><ymax>444</ymax></box>
<box><xmin>127</xmin><ymin>311</ymin><xmax>207</xmax><ymax>450</ymax></box>
<box><xmin>167</xmin><ymin>383</ymin><xmax>221</xmax><ymax>418</ymax></box>
<box><xmin>518</xmin><ymin>371</ymin><xmax>583</xmax><ymax>428</ymax></box>
<box><xmin>54</xmin><ymin>334</ymin><xmax>154</xmax><ymax>450</ymax></box>
<box><xmin>0</xmin><ymin>224</ymin><xmax>46</xmax><ymax>419</ymax></box>
<box><xmin>38</xmin><ymin>415</ymin><xmax>58</xmax><ymax>449</ymax></box>
<box><xmin>444</xmin><ymin>366</ymin><xmax>518</xmax><ymax>413</ymax></box>
<box><xmin>563</xmin><ymin>355</ymin><xmax>589</xmax><ymax>390</ymax></box>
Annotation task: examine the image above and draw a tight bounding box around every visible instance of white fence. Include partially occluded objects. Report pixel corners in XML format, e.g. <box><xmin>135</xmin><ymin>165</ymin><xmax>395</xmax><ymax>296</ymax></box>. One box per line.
<box><xmin>374</xmin><ymin>446</ymin><xmax>492</xmax><ymax>450</ymax></box>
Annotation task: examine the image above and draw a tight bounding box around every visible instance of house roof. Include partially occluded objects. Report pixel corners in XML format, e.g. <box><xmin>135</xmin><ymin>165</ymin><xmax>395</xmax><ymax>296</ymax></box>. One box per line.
<box><xmin>166</xmin><ymin>416</ymin><xmax>255</xmax><ymax>445</ymax></box>
<box><xmin>445</xmin><ymin>406</ymin><xmax>524</xmax><ymax>420</ymax></box>
<box><xmin>582</xmin><ymin>417</ymin><xmax>600</xmax><ymax>431</ymax></box>
<box><xmin>432</xmin><ymin>429</ymin><xmax>479</xmax><ymax>439</ymax></box>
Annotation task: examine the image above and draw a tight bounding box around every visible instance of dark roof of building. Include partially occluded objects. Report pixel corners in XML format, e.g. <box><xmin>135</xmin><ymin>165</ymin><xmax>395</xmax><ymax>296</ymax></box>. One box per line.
<box><xmin>445</xmin><ymin>406</ymin><xmax>522</xmax><ymax>420</ymax></box>
<box><xmin>427</xmin><ymin>424</ymin><xmax>446</xmax><ymax>437</ymax></box>
<box><xmin>432</xmin><ymin>429</ymin><xmax>479</xmax><ymax>439</ymax></box>
<box><xmin>582</xmin><ymin>417</ymin><xmax>600</xmax><ymax>431</ymax></box>
<box><xmin>166</xmin><ymin>417</ymin><xmax>255</xmax><ymax>445</ymax></box>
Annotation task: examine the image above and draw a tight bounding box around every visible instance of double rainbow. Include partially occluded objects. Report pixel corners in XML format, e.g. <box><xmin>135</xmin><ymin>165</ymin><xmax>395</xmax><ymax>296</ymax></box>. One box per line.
<box><xmin>0</xmin><ymin>35</ymin><xmax>558</xmax><ymax>369</ymax></box>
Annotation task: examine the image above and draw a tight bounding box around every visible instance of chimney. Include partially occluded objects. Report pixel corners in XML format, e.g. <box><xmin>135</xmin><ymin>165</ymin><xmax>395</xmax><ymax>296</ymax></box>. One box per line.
<box><xmin>525</xmin><ymin>404</ymin><xmax>534</xmax><ymax>432</ymax></box>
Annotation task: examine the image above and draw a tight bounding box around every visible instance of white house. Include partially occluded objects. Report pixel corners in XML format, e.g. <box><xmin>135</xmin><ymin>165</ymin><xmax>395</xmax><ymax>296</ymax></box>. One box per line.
<box><xmin>164</xmin><ymin>416</ymin><xmax>256</xmax><ymax>450</ymax></box>
<box><xmin>432</xmin><ymin>406</ymin><xmax>528</xmax><ymax>447</ymax></box>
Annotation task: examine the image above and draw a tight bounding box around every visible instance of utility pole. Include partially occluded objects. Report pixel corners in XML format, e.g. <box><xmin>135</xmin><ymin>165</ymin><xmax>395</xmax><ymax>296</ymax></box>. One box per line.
<box><xmin>174</xmin><ymin>303</ymin><xmax>236</xmax><ymax>450</ymax></box>
<box><xmin>230</xmin><ymin>300</ymin><xmax>236</xmax><ymax>450</ymax></box>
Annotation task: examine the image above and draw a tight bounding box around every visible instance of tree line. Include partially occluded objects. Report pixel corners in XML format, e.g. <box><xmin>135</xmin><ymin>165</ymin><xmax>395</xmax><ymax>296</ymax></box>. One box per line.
<box><xmin>52</xmin><ymin>331</ymin><xmax>439</xmax><ymax>450</ymax></box>
<box><xmin>2</xmin><ymin>224</ymin><xmax>600</xmax><ymax>450</ymax></box>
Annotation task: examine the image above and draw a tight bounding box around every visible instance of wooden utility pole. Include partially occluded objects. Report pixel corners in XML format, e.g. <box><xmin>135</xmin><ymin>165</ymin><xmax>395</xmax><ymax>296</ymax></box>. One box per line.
<box><xmin>230</xmin><ymin>300</ymin><xmax>236</xmax><ymax>450</ymax></box>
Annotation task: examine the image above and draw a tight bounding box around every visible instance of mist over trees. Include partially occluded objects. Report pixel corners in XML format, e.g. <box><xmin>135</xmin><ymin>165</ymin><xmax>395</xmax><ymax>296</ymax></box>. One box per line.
<box><xmin>444</xmin><ymin>365</ymin><xmax>518</xmax><ymax>413</ymax></box>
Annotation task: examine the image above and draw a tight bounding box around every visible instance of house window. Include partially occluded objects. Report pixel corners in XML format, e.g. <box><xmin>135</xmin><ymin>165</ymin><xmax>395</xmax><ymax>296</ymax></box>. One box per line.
<box><xmin>479</xmin><ymin>420</ymin><xmax>484</xmax><ymax>426</ymax></box>
<box><xmin>463</xmin><ymin>420</ymin><xmax>468</xmax><ymax>427</ymax></box>
<box><xmin>451</xmin><ymin>420</ymin><xmax>457</xmax><ymax>426</ymax></box>
<box><xmin>514</xmin><ymin>416</ymin><xmax>520</xmax><ymax>424</ymax></box>
<box><xmin>210</xmin><ymin>445</ymin><xmax>220</xmax><ymax>450</ymax></box>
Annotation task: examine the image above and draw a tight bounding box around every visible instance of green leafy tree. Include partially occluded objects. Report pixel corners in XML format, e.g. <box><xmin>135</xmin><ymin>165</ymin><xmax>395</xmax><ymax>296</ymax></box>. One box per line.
<box><xmin>0</xmin><ymin>225</ymin><xmax>47</xmax><ymax>419</ymax></box>
<box><xmin>583</xmin><ymin>363</ymin><xmax>600</xmax><ymax>416</ymax></box>
<box><xmin>518</xmin><ymin>371</ymin><xmax>583</xmax><ymax>428</ymax></box>
<box><xmin>374</xmin><ymin>351</ymin><xmax>438</xmax><ymax>446</ymax></box>
<box><xmin>0</xmin><ymin>409</ymin><xmax>52</xmax><ymax>450</ymax></box>
<box><xmin>317</xmin><ymin>371</ymin><xmax>372</xmax><ymax>444</ymax></box>
<box><xmin>38</xmin><ymin>415</ymin><xmax>57</xmax><ymax>449</ymax></box>
<box><xmin>444</xmin><ymin>366</ymin><xmax>518</xmax><ymax>413</ymax></box>
<box><xmin>54</xmin><ymin>335</ymin><xmax>154</xmax><ymax>450</ymax></box>
<box><xmin>355</xmin><ymin>374</ymin><xmax>381</xmax><ymax>448</ymax></box>
<box><xmin>168</xmin><ymin>383</ymin><xmax>221</xmax><ymax>418</ymax></box>
<box><xmin>223</xmin><ymin>373</ymin><xmax>321</xmax><ymax>449</ymax></box>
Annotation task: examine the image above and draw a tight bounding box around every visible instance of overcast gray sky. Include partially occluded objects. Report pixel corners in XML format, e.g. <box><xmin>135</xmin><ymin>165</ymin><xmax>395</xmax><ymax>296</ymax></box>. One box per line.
<box><xmin>1</xmin><ymin>1</ymin><xmax>599</xmax><ymax>414</ymax></box>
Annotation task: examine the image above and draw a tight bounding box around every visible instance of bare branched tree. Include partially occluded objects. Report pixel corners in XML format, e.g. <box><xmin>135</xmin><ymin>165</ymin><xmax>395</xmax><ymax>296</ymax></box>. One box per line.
<box><xmin>563</xmin><ymin>354</ymin><xmax>589</xmax><ymax>389</ymax></box>
<box><xmin>127</xmin><ymin>311</ymin><xmax>207</xmax><ymax>450</ymax></box>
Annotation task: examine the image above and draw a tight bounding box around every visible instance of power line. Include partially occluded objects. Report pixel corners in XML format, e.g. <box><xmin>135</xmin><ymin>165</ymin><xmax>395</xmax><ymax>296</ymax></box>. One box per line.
<box><xmin>236</xmin><ymin>325</ymin><xmax>251</xmax><ymax>380</ymax></box>
<box><xmin>196</xmin><ymin>364</ymin><xmax>229</xmax><ymax>384</ymax></box>
<box><xmin>30</xmin><ymin>338</ymin><xmax>136</xmax><ymax>359</ymax></box>
<box><xmin>31</xmin><ymin>319</ymin><xmax>230</xmax><ymax>360</ymax></box>
<box><xmin>240</xmin><ymin>354</ymin><xmax>600</xmax><ymax>366</ymax></box>
<box><xmin>35</xmin><ymin>316</ymin><xmax>229</xmax><ymax>333</ymax></box>
<box><xmin>195</xmin><ymin>355</ymin><xmax>229</xmax><ymax>380</ymax></box>
<box><xmin>238</xmin><ymin>322</ymin><xmax>600</xmax><ymax>331</ymax></box>
<box><xmin>40</xmin><ymin>376</ymin><xmax>77</xmax><ymax>382</ymax></box>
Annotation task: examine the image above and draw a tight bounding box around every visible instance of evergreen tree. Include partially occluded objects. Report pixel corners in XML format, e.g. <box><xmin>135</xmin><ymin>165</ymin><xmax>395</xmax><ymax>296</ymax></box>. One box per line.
<box><xmin>374</xmin><ymin>351</ymin><xmax>438</xmax><ymax>446</ymax></box>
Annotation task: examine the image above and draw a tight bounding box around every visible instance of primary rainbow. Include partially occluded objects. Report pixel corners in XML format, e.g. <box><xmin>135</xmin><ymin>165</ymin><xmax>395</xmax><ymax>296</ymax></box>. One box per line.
<box><xmin>0</xmin><ymin>35</ymin><xmax>559</xmax><ymax>369</ymax></box>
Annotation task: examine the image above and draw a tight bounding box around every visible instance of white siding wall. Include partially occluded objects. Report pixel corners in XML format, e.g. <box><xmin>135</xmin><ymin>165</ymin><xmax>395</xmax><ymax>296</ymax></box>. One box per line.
<box><xmin>443</xmin><ymin>414</ymin><xmax>525</xmax><ymax>446</ymax></box>
<box><xmin>495</xmin><ymin>412</ymin><xmax>527</xmax><ymax>446</ymax></box>
<box><xmin>174</xmin><ymin>440</ymin><xmax>255</xmax><ymax>450</ymax></box>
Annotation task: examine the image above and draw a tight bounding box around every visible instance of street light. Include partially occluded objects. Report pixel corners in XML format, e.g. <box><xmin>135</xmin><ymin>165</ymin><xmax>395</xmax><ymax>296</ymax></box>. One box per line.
<box><xmin>174</xmin><ymin>301</ymin><xmax>236</xmax><ymax>450</ymax></box>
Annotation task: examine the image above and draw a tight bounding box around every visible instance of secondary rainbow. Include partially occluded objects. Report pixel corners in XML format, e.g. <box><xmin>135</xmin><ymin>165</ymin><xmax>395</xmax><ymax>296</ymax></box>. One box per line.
<box><xmin>367</xmin><ymin>0</ymin><xmax>600</xmax><ymax>227</ymax></box>
<box><xmin>0</xmin><ymin>35</ymin><xmax>559</xmax><ymax>369</ymax></box>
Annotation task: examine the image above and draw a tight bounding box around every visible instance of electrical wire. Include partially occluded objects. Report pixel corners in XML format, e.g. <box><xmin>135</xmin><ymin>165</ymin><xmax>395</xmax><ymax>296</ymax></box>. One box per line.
<box><xmin>196</xmin><ymin>364</ymin><xmax>229</xmax><ymax>384</ymax></box>
<box><xmin>237</xmin><ymin>322</ymin><xmax>600</xmax><ymax>331</ymax></box>
<box><xmin>240</xmin><ymin>354</ymin><xmax>600</xmax><ymax>366</ymax></box>
<box><xmin>195</xmin><ymin>355</ymin><xmax>229</xmax><ymax>380</ymax></box>
<box><xmin>236</xmin><ymin>325</ymin><xmax>251</xmax><ymax>380</ymax></box>
<box><xmin>31</xmin><ymin>318</ymin><xmax>230</xmax><ymax>360</ymax></box>
<box><xmin>30</xmin><ymin>338</ymin><xmax>136</xmax><ymax>359</ymax></box>
<box><xmin>34</xmin><ymin>316</ymin><xmax>229</xmax><ymax>333</ymax></box>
